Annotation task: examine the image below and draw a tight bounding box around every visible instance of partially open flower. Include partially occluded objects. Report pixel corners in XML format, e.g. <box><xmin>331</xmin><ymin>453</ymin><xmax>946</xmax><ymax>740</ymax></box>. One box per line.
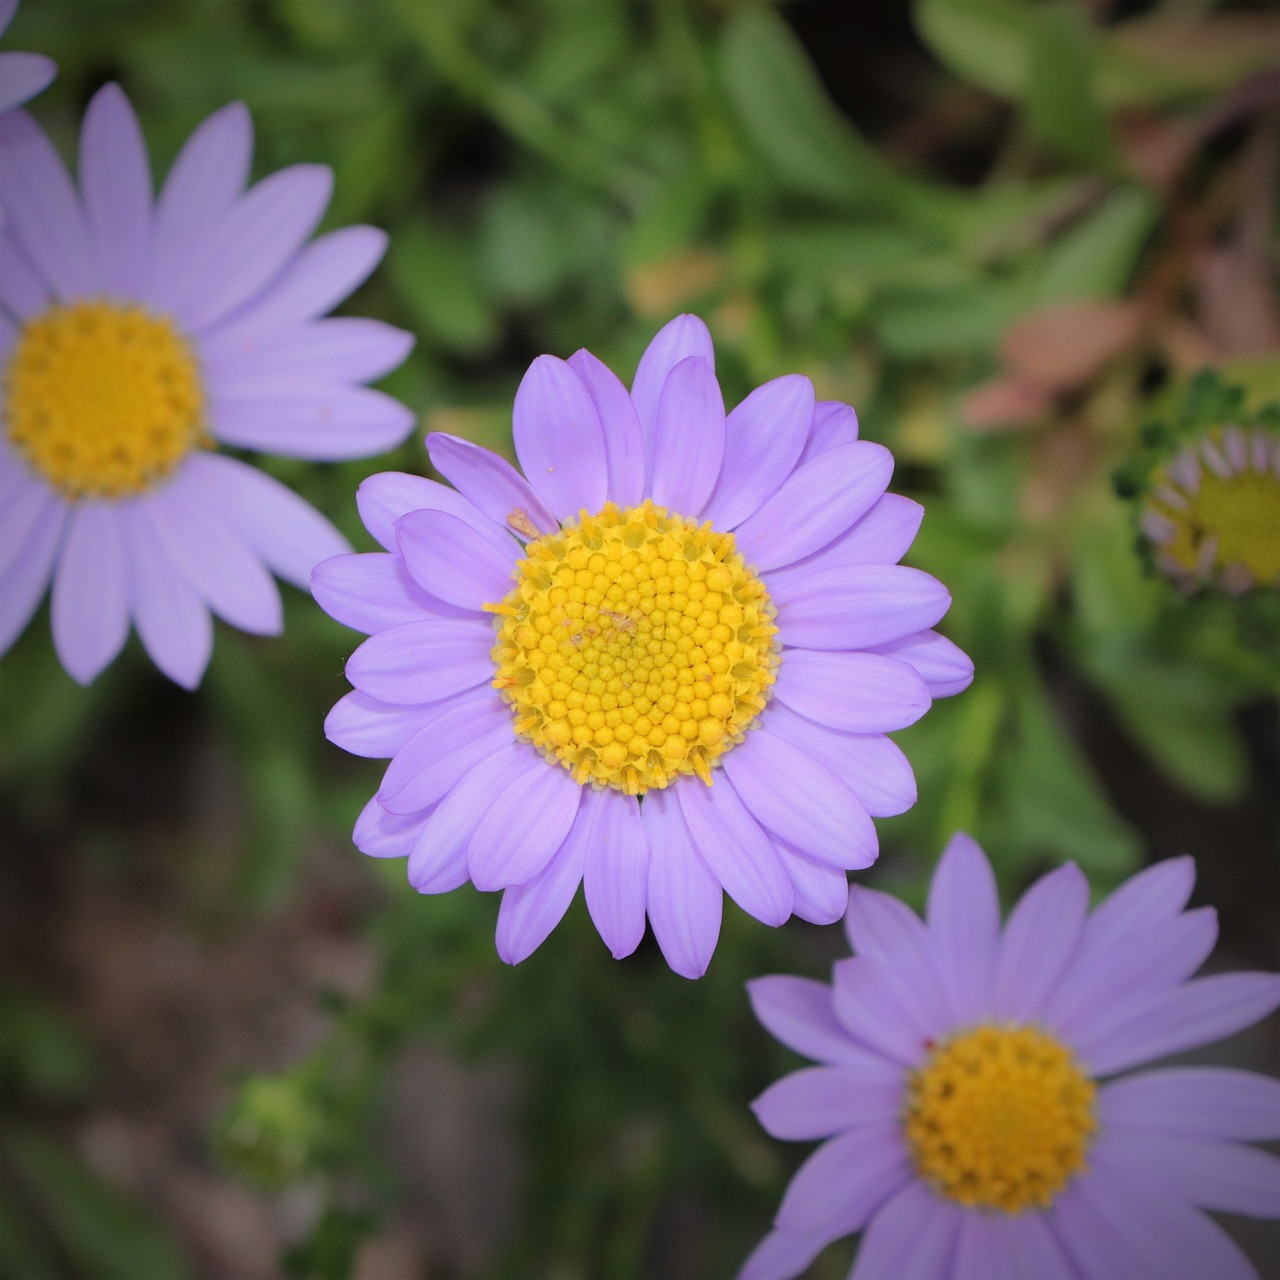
<box><xmin>1118</xmin><ymin>373</ymin><xmax>1280</xmax><ymax>595</ymax></box>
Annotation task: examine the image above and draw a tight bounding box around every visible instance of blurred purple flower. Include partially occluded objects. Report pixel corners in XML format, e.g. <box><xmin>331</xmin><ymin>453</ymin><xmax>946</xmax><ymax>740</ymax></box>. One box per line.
<box><xmin>314</xmin><ymin>314</ymin><xmax>971</xmax><ymax>974</ymax></box>
<box><xmin>0</xmin><ymin>0</ymin><xmax>54</xmax><ymax>116</ymax></box>
<box><xmin>0</xmin><ymin>85</ymin><xmax>414</xmax><ymax>687</ymax></box>
<box><xmin>743</xmin><ymin>833</ymin><xmax>1280</xmax><ymax>1279</ymax></box>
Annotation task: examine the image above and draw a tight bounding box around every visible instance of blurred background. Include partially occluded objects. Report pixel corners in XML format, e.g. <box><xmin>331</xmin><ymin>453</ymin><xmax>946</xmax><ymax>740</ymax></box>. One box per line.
<box><xmin>1</xmin><ymin>0</ymin><xmax>1278</xmax><ymax>1276</ymax></box>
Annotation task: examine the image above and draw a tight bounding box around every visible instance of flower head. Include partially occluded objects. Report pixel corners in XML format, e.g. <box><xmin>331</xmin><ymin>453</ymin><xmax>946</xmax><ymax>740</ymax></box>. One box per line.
<box><xmin>1118</xmin><ymin>373</ymin><xmax>1280</xmax><ymax>595</ymax></box>
<box><xmin>0</xmin><ymin>0</ymin><xmax>54</xmax><ymax>116</ymax></box>
<box><xmin>0</xmin><ymin>86</ymin><xmax>414</xmax><ymax>686</ymax></box>
<box><xmin>314</xmin><ymin>314</ymin><xmax>972</xmax><ymax>974</ymax></box>
<box><xmin>743</xmin><ymin>834</ymin><xmax>1280</xmax><ymax>1279</ymax></box>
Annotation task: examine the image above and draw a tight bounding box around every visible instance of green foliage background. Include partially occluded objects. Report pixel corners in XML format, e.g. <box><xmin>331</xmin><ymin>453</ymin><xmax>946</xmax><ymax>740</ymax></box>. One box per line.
<box><xmin>1</xmin><ymin>0</ymin><xmax>1277</xmax><ymax>1277</ymax></box>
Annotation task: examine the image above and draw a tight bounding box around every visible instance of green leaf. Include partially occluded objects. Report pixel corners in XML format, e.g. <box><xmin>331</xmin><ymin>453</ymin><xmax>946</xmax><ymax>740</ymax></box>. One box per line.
<box><xmin>1026</xmin><ymin>5</ymin><xmax>1115</xmax><ymax>168</ymax></box>
<box><xmin>718</xmin><ymin>8</ymin><xmax>957</xmax><ymax>229</ymax></box>
<box><xmin>1035</xmin><ymin>185</ymin><xmax>1159</xmax><ymax>303</ymax></box>
<box><xmin>389</xmin><ymin>217</ymin><xmax>497</xmax><ymax>354</ymax></box>
<box><xmin>874</xmin><ymin>280</ymin><xmax>1025</xmax><ymax>357</ymax></box>
<box><xmin>915</xmin><ymin>0</ymin><xmax>1036</xmax><ymax>101</ymax></box>
<box><xmin>998</xmin><ymin>677</ymin><xmax>1141</xmax><ymax>882</ymax></box>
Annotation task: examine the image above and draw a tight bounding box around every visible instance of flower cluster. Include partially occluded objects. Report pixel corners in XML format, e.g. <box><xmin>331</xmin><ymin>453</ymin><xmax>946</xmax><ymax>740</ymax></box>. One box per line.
<box><xmin>313</xmin><ymin>313</ymin><xmax>973</xmax><ymax>974</ymax></box>
<box><xmin>3</xmin><ymin>8</ymin><xmax>1277</xmax><ymax>1278</ymax></box>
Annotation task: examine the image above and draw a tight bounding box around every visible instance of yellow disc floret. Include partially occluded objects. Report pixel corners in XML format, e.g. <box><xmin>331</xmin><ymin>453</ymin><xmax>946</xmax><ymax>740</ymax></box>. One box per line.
<box><xmin>486</xmin><ymin>499</ymin><xmax>779</xmax><ymax>795</ymax></box>
<box><xmin>4</xmin><ymin>300</ymin><xmax>207</xmax><ymax>499</ymax></box>
<box><xmin>903</xmin><ymin>1023</ymin><xmax>1097</xmax><ymax>1214</ymax></box>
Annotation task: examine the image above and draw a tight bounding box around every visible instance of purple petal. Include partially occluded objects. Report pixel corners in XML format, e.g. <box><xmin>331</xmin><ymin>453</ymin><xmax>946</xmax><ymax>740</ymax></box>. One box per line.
<box><xmin>751</xmin><ymin>1065</ymin><xmax>902</xmax><ymax>1141</ymax></box>
<box><xmin>641</xmin><ymin>786</ymin><xmax>722</xmax><ymax>979</ymax></box>
<box><xmin>210</xmin><ymin>385</ymin><xmax>415</xmax><ymax>459</ymax></box>
<box><xmin>776</xmin><ymin>1126</ymin><xmax>911</xmax><ymax>1235</ymax></box>
<box><xmin>118</xmin><ymin>503</ymin><xmax>211</xmax><ymax>689</ymax></box>
<box><xmin>0</xmin><ymin>226</ymin><xmax>48</xmax><ymax>316</ymax></box>
<box><xmin>737</xmin><ymin>1227</ymin><xmax>834</xmax><ymax>1280</ymax></box>
<box><xmin>1105</xmin><ymin>1131</ymin><xmax>1280</xmax><ymax>1218</ymax></box>
<box><xmin>1079</xmin><ymin>972</ymin><xmax>1280</xmax><ymax>1077</ymax></box>
<box><xmin>999</xmin><ymin>1215</ymin><xmax>1076</xmax><ymax>1280</ymax></box>
<box><xmin>678</xmin><ymin>775</ymin><xmax>793</xmax><ymax>926</ymax></box>
<box><xmin>871</xmin><ymin>629</ymin><xmax>973</xmax><ymax>699</ymax></box>
<box><xmin>0</xmin><ymin>52</ymin><xmax>55</xmax><ymax>115</ymax></box>
<box><xmin>357</xmin><ymin>472</ymin><xmax>495</xmax><ymax>552</ymax></box>
<box><xmin>79</xmin><ymin>84</ymin><xmax>151</xmax><ymax>297</ymax></box>
<box><xmin>832</xmin><ymin>955</ymin><xmax>948</xmax><ymax>1064</ymax></box>
<box><xmin>779</xmin><ymin>846</ymin><xmax>850</xmax><ymax>925</ymax></box>
<box><xmin>721</xmin><ymin>728</ymin><xmax>877</xmax><ymax>869</ymax></box>
<box><xmin>952</xmin><ymin>1214</ymin><xmax>1019</xmax><ymax>1280</ymax></box>
<box><xmin>991</xmin><ymin>862</ymin><xmax>1089</xmax><ymax>1020</ymax></box>
<box><xmin>773</xmin><ymin>564</ymin><xmax>951</xmax><ymax>650</ymax></box>
<box><xmin>765</xmin><ymin>495</ymin><xmax>924</xmax><ymax>589</ymax></box>
<box><xmin>649</xmin><ymin>355</ymin><xmax>725</xmax><ymax>517</ymax></box>
<box><xmin>843</xmin><ymin>887</ymin><xmax>950</xmax><ymax>1032</ymax></box>
<box><xmin>1100</xmin><ymin>1067</ymin><xmax>1280</xmax><ymax>1141</ymax></box>
<box><xmin>0</xmin><ymin>110</ymin><xmax>98</xmax><ymax>299</ymax></box>
<box><xmin>311</xmin><ymin>552</ymin><xmax>446</xmax><ymax>634</ymax></box>
<box><xmin>1064</xmin><ymin>855</ymin><xmax>1196</xmax><ymax>979</ymax></box>
<box><xmin>178</xmin><ymin>164</ymin><xmax>332</xmax><ymax>333</ymax></box>
<box><xmin>0</xmin><ymin>487</ymin><xmax>64</xmax><ymax>657</ymax></box>
<box><xmin>703</xmin><ymin>375</ymin><xmax>813</xmax><ymax>531</ymax></box>
<box><xmin>377</xmin><ymin>691</ymin><xmax>514</xmax><ymax>815</ymax></box>
<box><xmin>926</xmin><ymin>832</ymin><xmax>1000</xmax><ymax>1024</ymax></box>
<box><xmin>403</xmin><ymin>745</ymin><xmax>516</xmax><ymax>889</ymax></box>
<box><xmin>581</xmin><ymin>789</ymin><xmax>649</xmax><ymax>959</ymax></box>
<box><xmin>567</xmin><ymin>348</ymin><xmax>646</xmax><ymax>507</ymax></box>
<box><xmin>630</xmin><ymin>313</ymin><xmax>714</xmax><ymax>475</ymax></box>
<box><xmin>198</xmin><ymin>225</ymin><xmax>388</xmax><ymax>348</ymax></box>
<box><xmin>149</xmin><ymin>476</ymin><xmax>282</xmax><ymax>634</ymax></box>
<box><xmin>746</xmin><ymin>974</ymin><xmax>865</xmax><ymax>1067</ymax></box>
<box><xmin>352</xmin><ymin>796</ymin><xmax>423</xmax><ymax>860</ymax></box>
<box><xmin>324</xmin><ymin>689</ymin><xmax>438</xmax><ymax>759</ymax></box>
<box><xmin>203</xmin><ymin>317</ymin><xmax>414</xmax><ymax>391</ymax></box>
<box><xmin>50</xmin><ymin>503</ymin><xmax>129</xmax><ymax>685</ymax></box>
<box><xmin>183</xmin><ymin>453</ymin><xmax>349</xmax><ymax>590</ymax></box>
<box><xmin>426</xmin><ymin>432</ymin><xmax>557</xmax><ymax>539</ymax></box>
<box><xmin>848</xmin><ymin>1180</ymin><xmax>963</xmax><ymax>1280</ymax></box>
<box><xmin>1047</xmin><ymin>907</ymin><xmax>1219</xmax><ymax>1044</ymax></box>
<box><xmin>735</xmin><ymin>442</ymin><xmax>893</xmax><ymax>573</ymax></box>
<box><xmin>145</xmin><ymin>103</ymin><xmax>251</xmax><ymax>310</ymax></box>
<box><xmin>798</xmin><ymin>400</ymin><xmax>859</xmax><ymax>465</ymax></box>
<box><xmin>760</xmin><ymin>703</ymin><xmax>917</xmax><ymax>818</ymax></box>
<box><xmin>345</xmin><ymin>616</ymin><xmax>495</xmax><ymax>704</ymax></box>
<box><xmin>0</xmin><ymin>467</ymin><xmax>58</xmax><ymax>577</ymax></box>
<box><xmin>512</xmin><ymin>354</ymin><xmax>608</xmax><ymax>521</ymax></box>
<box><xmin>396</xmin><ymin>508</ymin><xmax>519</xmax><ymax>611</ymax></box>
<box><xmin>496</xmin><ymin>820</ymin><xmax>588</xmax><ymax>965</ymax></box>
<box><xmin>773</xmin><ymin>650</ymin><xmax>931</xmax><ymax>733</ymax></box>
<box><xmin>466</xmin><ymin>752</ymin><xmax>584</xmax><ymax>890</ymax></box>
<box><xmin>1055</xmin><ymin>1150</ymin><xmax>1257</xmax><ymax>1280</ymax></box>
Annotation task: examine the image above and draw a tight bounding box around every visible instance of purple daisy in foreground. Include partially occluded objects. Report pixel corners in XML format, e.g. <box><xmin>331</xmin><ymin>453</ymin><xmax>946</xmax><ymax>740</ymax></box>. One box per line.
<box><xmin>0</xmin><ymin>85</ymin><xmax>414</xmax><ymax>687</ymax></box>
<box><xmin>743</xmin><ymin>834</ymin><xmax>1280</xmax><ymax>1279</ymax></box>
<box><xmin>0</xmin><ymin>0</ymin><xmax>54</xmax><ymax>116</ymax></box>
<box><xmin>314</xmin><ymin>313</ymin><xmax>972</xmax><ymax>974</ymax></box>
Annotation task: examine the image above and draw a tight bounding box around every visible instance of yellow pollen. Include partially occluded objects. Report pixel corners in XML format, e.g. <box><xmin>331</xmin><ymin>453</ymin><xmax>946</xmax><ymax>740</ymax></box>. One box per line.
<box><xmin>903</xmin><ymin>1024</ymin><xmax>1097</xmax><ymax>1214</ymax></box>
<box><xmin>486</xmin><ymin>499</ymin><xmax>779</xmax><ymax>794</ymax></box>
<box><xmin>1146</xmin><ymin>427</ymin><xmax>1280</xmax><ymax>591</ymax></box>
<box><xmin>4</xmin><ymin>299</ymin><xmax>208</xmax><ymax>499</ymax></box>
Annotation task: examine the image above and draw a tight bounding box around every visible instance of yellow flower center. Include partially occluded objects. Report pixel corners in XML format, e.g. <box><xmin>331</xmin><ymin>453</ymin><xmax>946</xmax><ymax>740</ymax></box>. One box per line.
<box><xmin>4</xmin><ymin>300</ymin><xmax>208</xmax><ymax>499</ymax></box>
<box><xmin>486</xmin><ymin>500</ymin><xmax>779</xmax><ymax>795</ymax></box>
<box><xmin>1146</xmin><ymin>427</ymin><xmax>1280</xmax><ymax>592</ymax></box>
<box><xmin>903</xmin><ymin>1024</ymin><xmax>1097</xmax><ymax>1214</ymax></box>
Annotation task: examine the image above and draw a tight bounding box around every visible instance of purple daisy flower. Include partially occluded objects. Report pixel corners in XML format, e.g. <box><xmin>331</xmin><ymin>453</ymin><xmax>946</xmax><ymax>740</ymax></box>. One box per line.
<box><xmin>743</xmin><ymin>834</ymin><xmax>1280</xmax><ymax>1279</ymax></box>
<box><xmin>0</xmin><ymin>85</ymin><xmax>414</xmax><ymax>687</ymax></box>
<box><xmin>314</xmin><ymin>314</ymin><xmax>972</xmax><ymax>975</ymax></box>
<box><xmin>0</xmin><ymin>0</ymin><xmax>54</xmax><ymax>116</ymax></box>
